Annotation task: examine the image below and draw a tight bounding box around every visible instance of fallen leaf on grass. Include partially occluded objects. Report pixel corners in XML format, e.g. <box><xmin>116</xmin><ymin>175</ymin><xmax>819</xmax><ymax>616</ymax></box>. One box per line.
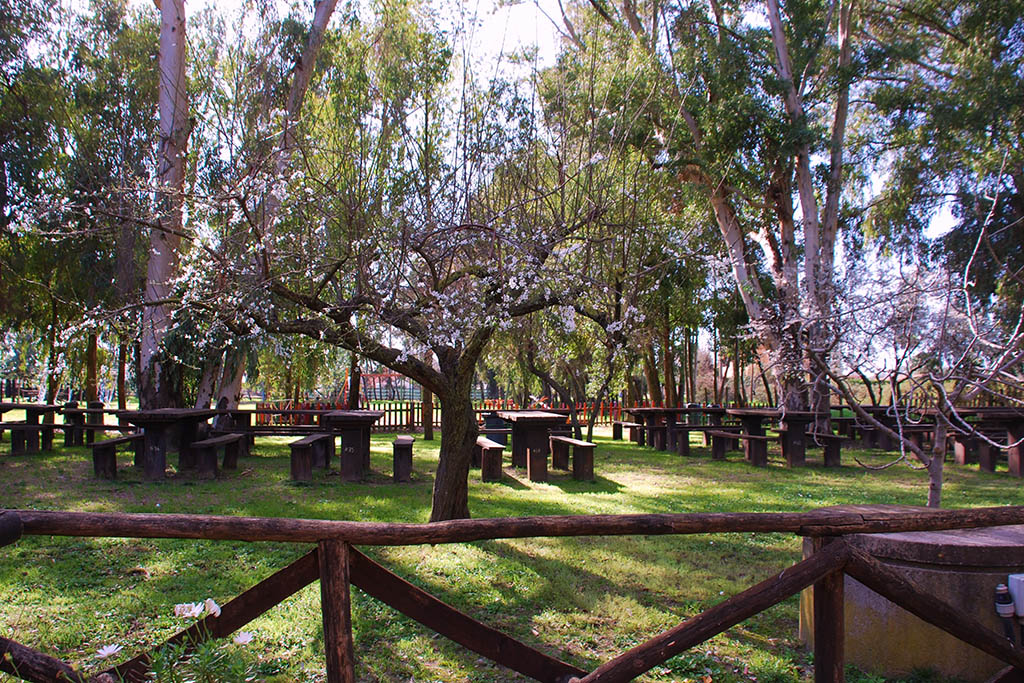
<box><xmin>126</xmin><ymin>566</ymin><xmax>150</xmax><ymax>579</ymax></box>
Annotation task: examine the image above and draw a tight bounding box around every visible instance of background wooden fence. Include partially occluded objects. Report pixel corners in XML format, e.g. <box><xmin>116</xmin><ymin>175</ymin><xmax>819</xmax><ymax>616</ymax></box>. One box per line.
<box><xmin>3</xmin><ymin>506</ymin><xmax>1024</xmax><ymax>682</ymax></box>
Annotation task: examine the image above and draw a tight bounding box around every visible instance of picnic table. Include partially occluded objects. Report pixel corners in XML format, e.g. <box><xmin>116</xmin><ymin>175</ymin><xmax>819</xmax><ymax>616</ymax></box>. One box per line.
<box><xmin>60</xmin><ymin>401</ymin><xmax>117</xmax><ymax>446</ymax></box>
<box><xmin>968</xmin><ymin>408</ymin><xmax>1024</xmax><ymax>476</ymax></box>
<box><xmin>117</xmin><ymin>408</ymin><xmax>218</xmax><ymax>480</ymax></box>
<box><xmin>725</xmin><ymin>408</ymin><xmax>825</xmax><ymax>467</ymax></box>
<box><xmin>494</xmin><ymin>410</ymin><xmax>567</xmax><ymax>472</ymax></box>
<box><xmin>321</xmin><ymin>410</ymin><xmax>385</xmax><ymax>481</ymax></box>
<box><xmin>624</xmin><ymin>407</ymin><xmax>672</xmax><ymax>449</ymax></box>
<box><xmin>0</xmin><ymin>402</ymin><xmax>61</xmax><ymax>454</ymax></box>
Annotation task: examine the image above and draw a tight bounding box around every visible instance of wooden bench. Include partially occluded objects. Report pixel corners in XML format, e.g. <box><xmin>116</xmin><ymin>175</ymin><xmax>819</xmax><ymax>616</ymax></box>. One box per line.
<box><xmin>90</xmin><ymin>432</ymin><xmax>144</xmax><ymax>479</ymax></box>
<box><xmin>702</xmin><ymin>428</ymin><xmax>741</xmax><ymax>460</ymax></box>
<box><xmin>478</xmin><ymin>427</ymin><xmax>511</xmax><ymax>446</ymax></box>
<box><xmin>612</xmin><ymin>421</ymin><xmax>642</xmax><ymax>441</ymax></box>
<box><xmin>672</xmin><ymin>425</ymin><xmax>728</xmax><ymax>457</ymax></box>
<box><xmin>807</xmin><ymin>432</ymin><xmax>844</xmax><ymax>467</ymax></box>
<box><xmin>550</xmin><ymin>435</ymin><xmax>596</xmax><ymax>481</ymax></box>
<box><xmin>289</xmin><ymin>433</ymin><xmax>335</xmax><ymax>482</ymax></box>
<box><xmin>705</xmin><ymin>428</ymin><xmax>771</xmax><ymax>463</ymax></box>
<box><xmin>1</xmin><ymin>421</ymin><xmax>55</xmax><ymax>454</ymax></box>
<box><xmin>393</xmin><ymin>435</ymin><xmax>413</xmax><ymax>482</ymax></box>
<box><xmin>191</xmin><ymin>433</ymin><xmax>247</xmax><ymax>479</ymax></box>
<box><xmin>474</xmin><ymin>436</ymin><xmax>504</xmax><ymax>482</ymax></box>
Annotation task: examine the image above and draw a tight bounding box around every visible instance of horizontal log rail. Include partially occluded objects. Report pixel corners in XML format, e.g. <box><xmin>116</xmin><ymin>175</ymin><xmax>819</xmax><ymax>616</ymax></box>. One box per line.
<box><xmin>5</xmin><ymin>505</ymin><xmax>1024</xmax><ymax>683</ymax></box>
<box><xmin>11</xmin><ymin>505</ymin><xmax>1024</xmax><ymax>545</ymax></box>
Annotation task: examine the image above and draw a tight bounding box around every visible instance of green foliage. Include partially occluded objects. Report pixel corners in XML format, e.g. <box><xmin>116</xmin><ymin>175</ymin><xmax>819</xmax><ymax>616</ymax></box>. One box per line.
<box><xmin>861</xmin><ymin>0</ymin><xmax>1024</xmax><ymax>305</ymax></box>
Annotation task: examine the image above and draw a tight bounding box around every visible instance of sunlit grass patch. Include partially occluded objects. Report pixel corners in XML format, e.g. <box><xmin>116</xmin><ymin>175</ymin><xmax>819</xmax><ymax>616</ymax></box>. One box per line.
<box><xmin>1</xmin><ymin>430</ymin><xmax>1020</xmax><ymax>681</ymax></box>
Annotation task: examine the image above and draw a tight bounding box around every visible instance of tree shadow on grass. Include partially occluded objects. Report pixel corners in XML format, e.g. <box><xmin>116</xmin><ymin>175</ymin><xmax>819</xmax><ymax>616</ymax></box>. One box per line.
<box><xmin>545</xmin><ymin>472</ymin><xmax>624</xmax><ymax>495</ymax></box>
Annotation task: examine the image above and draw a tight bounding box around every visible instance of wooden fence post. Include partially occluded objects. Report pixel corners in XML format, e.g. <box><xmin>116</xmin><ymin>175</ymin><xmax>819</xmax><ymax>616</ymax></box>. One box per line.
<box><xmin>813</xmin><ymin>537</ymin><xmax>844</xmax><ymax>683</ymax></box>
<box><xmin>319</xmin><ymin>539</ymin><xmax>355</xmax><ymax>683</ymax></box>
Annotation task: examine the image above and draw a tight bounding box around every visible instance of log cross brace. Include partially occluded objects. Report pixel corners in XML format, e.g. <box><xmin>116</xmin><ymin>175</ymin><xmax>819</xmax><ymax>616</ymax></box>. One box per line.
<box><xmin>5</xmin><ymin>529</ymin><xmax>1024</xmax><ymax>682</ymax></box>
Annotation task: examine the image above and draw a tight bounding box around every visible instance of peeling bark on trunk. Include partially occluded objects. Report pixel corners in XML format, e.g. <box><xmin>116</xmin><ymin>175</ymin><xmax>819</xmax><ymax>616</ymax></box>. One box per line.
<box><xmin>85</xmin><ymin>332</ymin><xmax>98</xmax><ymax>403</ymax></box>
<box><xmin>140</xmin><ymin>0</ymin><xmax>188</xmax><ymax>409</ymax></box>
<box><xmin>194</xmin><ymin>353</ymin><xmax>221</xmax><ymax>409</ymax></box>
<box><xmin>216</xmin><ymin>347</ymin><xmax>246</xmax><ymax>409</ymax></box>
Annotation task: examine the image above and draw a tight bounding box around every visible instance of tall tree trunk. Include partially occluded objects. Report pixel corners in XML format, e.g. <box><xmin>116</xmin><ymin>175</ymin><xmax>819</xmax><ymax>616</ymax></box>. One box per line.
<box><xmin>44</xmin><ymin>298</ymin><xmax>61</xmax><ymax>415</ymax></box>
<box><xmin>713</xmin><ymin>334</ymin><xmax>719</xmax><ymax>403</ymax></box>
<box><xmin>642</xmin><ymin>342</ymin><xmax>663</xmax><ymax>406</ymax></box>
<box><xmin>85</xmin><ymin>332</ymin><xmax>99</xmax><ymax>403</ymax></box>
<box><xmin>422</xmin><ymin>384</ymin><xmax>434</xmax><ymax>440</ymax></box>
<box><xmin>689</xmin><ymin>330</ymin><xmax>698</xmax><ymax>402</ymax></box>
<box><xmin>661</xmin><ymin>320</ymin><xmax>677</xmax><ymax>407</ymax></box>
<box><xmin>347</xmin><ymin>358</ymin><xmax>360</xmax><ymax>409</ymax></box>
<box><xmin>139</xmin><ymin>0</ymin><xmax>188</xmax><ymax>409</ymax></box>
<box><xmin>732</xmin><ymin>337</ymin><xmax>742</xmax><ymax>407</ymax></box>
<box><xmin>678</xmin><ymin>338</ymin><xmax>688</xmax><ymax>405</ymax></box>
<box><xmin>117</xmin><ymin>342</ymin><xmax>128</xmax><ymax>411</ymax></box>
<box><xmin>194</xmin><ymin>351</ymin><xmax>222</xmax><ymax>409</ymax></box>
<box><xmin>216</xmin><ymin>346</ymin><xmax>246</xmax><ymax>409</ymax></box>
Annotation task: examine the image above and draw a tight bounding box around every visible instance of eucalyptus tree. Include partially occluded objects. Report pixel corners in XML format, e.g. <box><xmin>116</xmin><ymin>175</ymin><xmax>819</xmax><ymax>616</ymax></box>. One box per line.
<box><xmin>543</xmin><ymin>0</ymin><xmax>862</xmax><ymax>413</ymax></box>
<box><xmin>64</xmin><ymin>0</ymin><xmax>159</xmax><ymax>406</ymax></box>
<box><xmin>797</xmin><ymin>0</ymin><xmax>1024</xmax><ymax>506</ymax></box>
<box><xmin>137</xmin><ymin>0</ymin><xmax>189</xmax><ymax>407</ymax></box>
<box><xmin>859</xmin><ymin>0</ymin><xmax>1024</xmax><ymax>318</ymax></box>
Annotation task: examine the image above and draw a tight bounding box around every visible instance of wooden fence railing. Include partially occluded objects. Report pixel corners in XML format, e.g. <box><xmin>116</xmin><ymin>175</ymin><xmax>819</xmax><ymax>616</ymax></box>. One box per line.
<box><xmin>3</xmin><ymin>506</ymin><xmax>1024</xmax><ymax>683</ymax></box>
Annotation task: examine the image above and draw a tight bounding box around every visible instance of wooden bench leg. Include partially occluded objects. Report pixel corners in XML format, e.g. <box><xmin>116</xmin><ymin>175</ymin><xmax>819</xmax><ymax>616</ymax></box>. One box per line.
<box><xmin>196</xmin><ymin>446</ymin><xmax>219</xmax><ymax>479</ymax></box>
<box><xmin>527</xmin><ymin>447</ymin><xmax>547</xmax><ymax>483</ymax></box>
<box><xmin>133</xmin><ymin>438</ymin><xmax>144</xmax><ymax>468</ymax></box>
<box><xmin>10</xmin><ymin>428</ymin><xmax>25</xmax><ymax>455</ymax></box>
<box><xmin>481</xmin><ymin>446</ymin><xmax>503</xmax><ymax>482</ymax></box>
<box><xmin>551</xmin><ymin>440</ymin><xmax>570</xmax><ymax>470</ymax></box>
<box><xmin>823</xmin><ymin>441</ymin><xmax>841</xmax><ymax>467</ymax></box>
<box><xmin>471</xmin><ymin>442</ymin><xmax>482</xmax><ymax>469</ymax></box>
<box><xmin>749</xmin><ymin>440</ymin><xmax>768</xmax><ymax>467</ymax></box>
<box><xmin>312</xmin><ymin>440</ymin><xmax>328</xmax><ymax>469</ymax></box>
<box><xmin>676</xmin><ymin>430</ymin><xmax>690</xmax><ymax>457</ymax></box>
<box><xmin>41</xmin><ymin>427</ymin><xmax>54</xmax><ymax>451</ymax></box>
<box><xmin>291</xmin><ymin>445</ymin><xmax>313</xmax><ymax>481</ymax></box>
<box><xmin>711</xmin><ymin>434</ymin><xmax>728</xmax><ymax>460</ymax></box>
<box><xmin>222</xmin><ymin>440</ymin><xmax>239</xmax><ymax>470</ymax></box>
<box><xmin>612</xmin><ymin>423</ymin><xmax>623</xmax><ymax>440</ymax></box>
<box><xmin>572</xmin><ymin>446</ymin><xmax>594</xmax><ymax>482</ymax></box>
<box><xmin>93</xmin><ymin>445</ymin><xmax>117</xmax><ymax>479</ymax></box>
<box><xmin>954</xmin><ymin>437</ymin><xmax>976</xmax><ymax>465</ymax></box>
<box><xmin>979</xmin><ymin>441</ymin><xmax>996</xmax><ymax>472</ymax></box>
<box><xmin>340</xmin><ymin>442</ymin><xmax>362</xmax><ymax>482</ymax></box>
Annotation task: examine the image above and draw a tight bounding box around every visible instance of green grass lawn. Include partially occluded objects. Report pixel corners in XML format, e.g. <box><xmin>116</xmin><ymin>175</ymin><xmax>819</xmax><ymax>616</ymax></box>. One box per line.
<box><xmin>2</xmin><ymin>427</ymin><xmax>1022</xmax><ymax>682</ymax></box>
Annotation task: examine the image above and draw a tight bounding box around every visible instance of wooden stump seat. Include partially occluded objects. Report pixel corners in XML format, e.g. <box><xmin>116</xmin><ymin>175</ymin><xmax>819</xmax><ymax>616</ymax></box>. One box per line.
<box><xmin>89</xmin><ymin>433</ymin><xmax>144</xmax><ymax>479</ymax></box>
<box><xmin>549</xmin><ymin>435</ymin><xmax>596</xmax><ymax>481</ymax></box>
<box><xmin>808</xmin><ymin>432</ymin><xmax>844</xmax><ymax>467</ymax></box>
<box><xmin>475</xmin><ymin>436</ymin><xmax>504</xmax><ymax>482</ymax></box>
<box><xmin>393</xmin><ymin>435</ymin><xmax>413</xmax><ymax>483</ymax></box>
<box><xmin>192</xmin><ymin>433</ymin><xmax>247</xmax><ymax>479</ymax></box>
<box><xmin>289</xmin><ymin>433</ymin><xmax>335</xmax><ymax>482</ymax></box>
